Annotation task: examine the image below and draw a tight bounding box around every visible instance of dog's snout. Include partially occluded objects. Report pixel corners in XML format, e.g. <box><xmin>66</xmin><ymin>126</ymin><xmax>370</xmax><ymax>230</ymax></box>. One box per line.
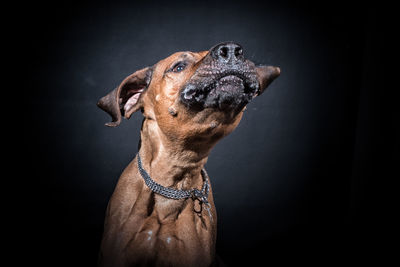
<box><xmin>210</xmin><ymin>42</ymin><xmax>244</xmax><ymax>63</ymax></box>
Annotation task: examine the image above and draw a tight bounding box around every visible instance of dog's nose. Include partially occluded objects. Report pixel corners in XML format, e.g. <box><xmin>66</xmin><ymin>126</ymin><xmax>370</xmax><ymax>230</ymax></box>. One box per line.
<box><xmin>210</xmin><ymin>42</ymin><xmax>244</xmax><ymax>63</ymax></box>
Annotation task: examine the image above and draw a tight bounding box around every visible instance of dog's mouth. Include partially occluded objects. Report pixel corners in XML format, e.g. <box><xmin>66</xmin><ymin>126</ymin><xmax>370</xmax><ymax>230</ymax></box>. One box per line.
<box><xmin>180</xmin><ymin>67</ymin><xmax>259</xmax><ymax>111</ymax></box>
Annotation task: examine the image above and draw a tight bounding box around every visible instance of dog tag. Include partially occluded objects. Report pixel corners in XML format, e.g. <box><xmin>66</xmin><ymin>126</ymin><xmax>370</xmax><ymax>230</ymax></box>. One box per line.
<box><xmin>193</xmin><ymin>199</ymin><xmax>203</xmax><ymax>213</ymax></box>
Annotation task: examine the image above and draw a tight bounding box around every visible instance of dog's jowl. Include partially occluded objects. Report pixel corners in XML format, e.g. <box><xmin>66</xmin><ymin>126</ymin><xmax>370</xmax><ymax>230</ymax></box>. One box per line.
<box><xmin>97</xmin><ymin>42</ymin><xmax>280</xmax><ymax>267</ymax></box>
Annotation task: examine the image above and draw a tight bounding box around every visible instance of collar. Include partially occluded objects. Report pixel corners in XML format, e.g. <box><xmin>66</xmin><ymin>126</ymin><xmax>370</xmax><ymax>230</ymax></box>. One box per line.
<box><xmin>137</xmin><ymin>153</ymin><xmax>210</xmax><ymax>204</ymax></box>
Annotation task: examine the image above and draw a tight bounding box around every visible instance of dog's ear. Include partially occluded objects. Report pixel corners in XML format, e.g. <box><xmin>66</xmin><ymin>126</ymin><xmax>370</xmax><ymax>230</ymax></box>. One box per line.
<box><xmin>255</xmin><ymin>66</ymin><xmax>280</xmax><ymax>96</ymax></box>
<box><xmin>97</xmin><ymin>67</ymin><xmax>153</xmax><ymax>127</ymax></box>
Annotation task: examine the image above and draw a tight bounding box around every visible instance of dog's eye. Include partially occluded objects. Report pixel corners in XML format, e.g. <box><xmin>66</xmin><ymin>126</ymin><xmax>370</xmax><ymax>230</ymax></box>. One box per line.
<box><xmin>172</xmin><ymin>62</ymin><xmax>186</xmax><ymax>73</ymax></box>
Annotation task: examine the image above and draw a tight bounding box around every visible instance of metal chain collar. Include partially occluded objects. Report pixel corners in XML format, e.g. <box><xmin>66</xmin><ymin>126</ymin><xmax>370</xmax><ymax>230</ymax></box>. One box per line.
<box><xmin>137</xmin><ymin>153</ymin><xmax>210</xmax><ymax>204</ymax></box>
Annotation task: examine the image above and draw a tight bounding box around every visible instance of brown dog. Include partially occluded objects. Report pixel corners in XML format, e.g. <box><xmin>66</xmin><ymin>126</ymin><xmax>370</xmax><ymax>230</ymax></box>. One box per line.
<box><xmin>97</xmin><ymin>42</ymin><xmax>280</xmax><ymax>267</ymax></box>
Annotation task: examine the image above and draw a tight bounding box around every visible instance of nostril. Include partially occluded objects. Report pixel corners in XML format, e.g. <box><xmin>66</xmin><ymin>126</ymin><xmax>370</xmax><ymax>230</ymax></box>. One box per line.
<box><xmin>211</xmin><ymin>43</ymin><xmax>244</xmax><ymax>61</ymax></box>
<box><xmin>219</xmin><ymin>47</ymin><xmax>228</xmax><ymax>58</ymax></box>
<box><xmin>234</xmin><ymin>47</ymin><xmax>243</xmax><ymax>57</ymax></box>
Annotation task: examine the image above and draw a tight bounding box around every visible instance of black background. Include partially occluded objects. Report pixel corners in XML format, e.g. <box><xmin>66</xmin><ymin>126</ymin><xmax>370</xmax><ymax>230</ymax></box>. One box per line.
<box><xmin>18</xmin><ymin>0</ymin><xmax>395</xmax><ymax>266</ymax></box>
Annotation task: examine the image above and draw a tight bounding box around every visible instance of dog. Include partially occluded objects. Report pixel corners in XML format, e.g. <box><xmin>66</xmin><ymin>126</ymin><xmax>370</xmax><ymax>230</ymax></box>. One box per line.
<box><xmin>97</xmin><ymin>42</ymin><xmax>280</xmax><ymax>266</ymax></box>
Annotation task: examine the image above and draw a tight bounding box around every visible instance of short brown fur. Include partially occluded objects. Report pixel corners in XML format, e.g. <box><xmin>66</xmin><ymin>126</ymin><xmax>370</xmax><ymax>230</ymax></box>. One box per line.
<box><xmin>97</xmin><ymin>44</ymin><xmax>280</xmax><ymax>267</ymax></box>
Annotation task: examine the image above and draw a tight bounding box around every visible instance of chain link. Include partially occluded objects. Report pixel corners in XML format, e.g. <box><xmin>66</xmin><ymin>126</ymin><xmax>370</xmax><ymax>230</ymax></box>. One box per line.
<box><xmin>137</xmin><ymin>154</ymin><xmax>210</xmax><ymax>204</ymax></box>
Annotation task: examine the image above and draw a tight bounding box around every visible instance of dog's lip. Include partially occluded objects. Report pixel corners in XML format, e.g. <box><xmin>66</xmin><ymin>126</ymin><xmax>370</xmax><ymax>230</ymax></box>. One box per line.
<box><xmin>180</xmin><ymin>64</ymin><xmax>260</xmax><ymax>107</ymax></box>
<box><xmin>200</xmin><ymin>69</ymin><xmax>253</xmax><ymax>81</ymax></box>
<box><xmin>210</xmin><ymin>75</ymin><xmax>244</xmax><ymax>91</ymax></box>
<box><xmin>218</xmin><ymin>75</ymin><xmax>243</xmax><ymax>83</ymax></box>
<box><xmin>204</xmin><ymin>70</ymin><xmax>256</xmax><ymax>91</ymax></box>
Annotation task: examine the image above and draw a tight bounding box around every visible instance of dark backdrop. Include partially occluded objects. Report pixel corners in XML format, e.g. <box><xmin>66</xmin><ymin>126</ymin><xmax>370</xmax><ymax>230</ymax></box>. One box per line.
<box><xmin>20</xmin><ymin>1</ymin><xmax>394</xmax><ymax>266</ymax></box>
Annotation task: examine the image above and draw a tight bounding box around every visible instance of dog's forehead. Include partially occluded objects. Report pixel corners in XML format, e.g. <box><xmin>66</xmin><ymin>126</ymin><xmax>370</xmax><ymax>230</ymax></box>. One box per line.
<box><xmin>157</xmin><ymin>51</ymin><xmax>208</xmax><ymax>67</ymax></box>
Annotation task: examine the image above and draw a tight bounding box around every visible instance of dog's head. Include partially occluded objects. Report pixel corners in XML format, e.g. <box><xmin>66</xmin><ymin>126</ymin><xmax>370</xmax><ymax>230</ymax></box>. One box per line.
<box><xmin>98</xmin><ymin>42</ymin><xmax>280</xmax><ymax>144</ymax></box>
<box><xmin>179</xmin><ymin>42</ymin><xmax>279</xmax><ymax>112</ymax></box>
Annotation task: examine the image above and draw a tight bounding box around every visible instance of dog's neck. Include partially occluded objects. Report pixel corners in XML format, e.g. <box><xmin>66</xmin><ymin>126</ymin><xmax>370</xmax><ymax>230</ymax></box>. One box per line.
<box><xmin>138</xmin><ymin>118</ymin><xmax>211</xmax><ymax>193</ymax></box>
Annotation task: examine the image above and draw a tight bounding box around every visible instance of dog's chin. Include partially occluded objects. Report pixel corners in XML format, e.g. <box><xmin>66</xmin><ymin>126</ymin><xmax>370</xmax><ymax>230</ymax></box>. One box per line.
<box><xmin>181</xmin><ymin>74</ymin><xmax>258</xmax><ymax>111</ymax></box>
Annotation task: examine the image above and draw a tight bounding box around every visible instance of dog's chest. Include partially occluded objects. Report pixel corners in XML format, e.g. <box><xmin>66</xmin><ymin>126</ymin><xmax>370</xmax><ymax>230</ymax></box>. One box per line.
<box><xmin>123</xmin><ymin>212</ymin><xmax>215</xmax><ymax>266</ymax></box>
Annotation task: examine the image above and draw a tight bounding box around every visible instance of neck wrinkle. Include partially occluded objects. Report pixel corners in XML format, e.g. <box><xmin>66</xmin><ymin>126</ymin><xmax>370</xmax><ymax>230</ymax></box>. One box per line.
<box><xmin>139</xmin><ymin>125</ymin><xmax>210</xmax><ymax>191</ymax></box>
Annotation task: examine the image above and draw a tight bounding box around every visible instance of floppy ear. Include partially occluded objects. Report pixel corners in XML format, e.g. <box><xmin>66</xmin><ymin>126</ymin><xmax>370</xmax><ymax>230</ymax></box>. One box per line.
<box><xmin>255</xmin><ymin>65</ymin><xmax>281</xmax><ymax>96</ymax></box>
<box><xmin>97</xmin><ymin>67</ymin><xmax>153</xmax><ymax>127</ymax></box>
